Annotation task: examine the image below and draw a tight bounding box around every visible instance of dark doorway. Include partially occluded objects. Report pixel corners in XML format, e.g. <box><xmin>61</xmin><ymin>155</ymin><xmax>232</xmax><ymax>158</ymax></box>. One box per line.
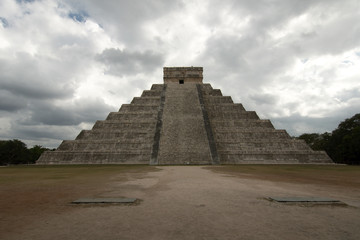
<box><xmin>179</xmin><ymin>79</ymin><xmax>184</xmax><ymax>84</ymax></box>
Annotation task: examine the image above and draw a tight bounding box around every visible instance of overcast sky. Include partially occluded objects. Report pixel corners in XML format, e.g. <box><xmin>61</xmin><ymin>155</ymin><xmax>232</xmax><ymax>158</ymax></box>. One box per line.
<box><xmin>0</xmin><ymin>0</ymin><xmax>359</xmax><ymax>148</ymax></box>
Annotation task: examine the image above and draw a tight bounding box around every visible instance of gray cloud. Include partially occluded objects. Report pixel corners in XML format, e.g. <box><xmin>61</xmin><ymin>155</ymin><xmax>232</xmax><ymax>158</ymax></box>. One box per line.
<box><xmin>0</xmin><ymin>90</ymin><xmax>27</xmax><ymax>112</ymax></box>
<box><xmin>27</xmin><ymin>98</ymin><xmax>115</xmax><ymax>126</ymax></box>
<box><xmin>198</xmin><ymin>0</ymin><xmax>360</xmax><ymax>85</ymax></box>
<box><xmin>16</xmin><ymin>0</ymin><xmax>36</xmax><ymax>3</ymax></box>
<box><xmin>1</xmin><ymin>97</ymin><xmax>117</xmax><ymax>148</ymax></box>
<box><xmin>271</xmin><ymin>114</ymin><xmax>339</xmax><ymax>136</ymax></box>
<box><xmin>7</xmin><ymin>123</ymin><xmax>82</xmax><ymax>149</ymax></box>
<box><xmin>288</xmin><ymin>15</ymin><xmax>360</xmax><ymax>57</ymax></box>
<box><xmin>13</xmin><ymin>125</ymin><xmax>75</xmax><ymax>141</ymax></box>
<box><xmin>0</xmin><ymin>17</ymin><xmax>9</xmax><ymax>28</ymax></box>
<box><xmin>201</xmin><ymin>0</ymin><xmax>312</xmax><ymax>35</ymax></box>
<box><xmin>249</xmin><ymin>93</ymin><xmax>279</xmax><ymax>106</ymax></box>
<box><xmin>336</xmin><ymin>88</ymin><xmax>360</xmax><ymax>102</ymax></box>
<box><xmin>0</xmin><ymin>52</ymin><xmax>77</xmax><ymax>100</ymax></box>
<box><xmin>96</xmin><ymin>48</ymin><xmax>164</xmax><ymax>76</ymax></box>
<box><xmin>271</xmin><ymin>99</ymin><xmax>360</xmax><ymax>136</ymax></box>
<box><xmin>65</xmin><ymin>0</ymin><xmax>184</xmax><ymax>45</ymax></box>
<box><xmin>197</xmin><ymin>33</ymin><xmax>295</xmax><ymax>92</ymax></box>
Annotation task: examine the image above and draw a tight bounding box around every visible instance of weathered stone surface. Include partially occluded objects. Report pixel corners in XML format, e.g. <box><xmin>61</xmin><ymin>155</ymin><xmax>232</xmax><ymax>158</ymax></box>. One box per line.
<box><xmin>269</xmin><ymin>197</ymin><xmax>341</xmax><ymax>203</ymax></box>
<box><xmin>37</xmin><ymin>67</ymin><xmax>333</xmax><ymax>165</ymax></box>
<box><xmin>37</xmin><ymin>86</ymin><xmax>163</xmax><ymax>164</ymax></box>
<box><xmin>164</xmin><ymin>67</ymin><xmax>203</xmax><ymax>83</ymax></box>
<box><xmin>156</xmin><ymin>83</ymin><xmax>212</xmax><ymax>164</ymax></box>
<box><xmin>198</xmin><ymin>83</ymin><xmax>332</xmax><ymax>164</ymax></box>
<box><xmin>72</xmin><ymin>198</ymin><xmax>137</xmax><ymax>204</ymax></box>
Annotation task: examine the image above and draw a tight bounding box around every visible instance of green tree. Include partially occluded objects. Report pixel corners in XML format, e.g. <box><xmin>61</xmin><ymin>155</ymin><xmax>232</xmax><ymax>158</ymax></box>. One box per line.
<box><xmin>0</xmin><ymin>139</ymin><xmax>30</xmax><ymax>165</ymax></box>
<box><xmin>298</xmin><ymin>132</ymin><xmax>331</xmax><ymax>151</ymax></box>
<box><xmin>297</xmin><ymin>113</ymin><xmax>360</xmax><ymax>165</ymax></box>
<box><xmin>29</xmin><ymin>145</ymin><xmax>48</xmax><ymax>163</ymax></box>
<box><xmin>326</xmin><ymin>113</ymin><xmax>360</xmax><ymax>164</ymax></box>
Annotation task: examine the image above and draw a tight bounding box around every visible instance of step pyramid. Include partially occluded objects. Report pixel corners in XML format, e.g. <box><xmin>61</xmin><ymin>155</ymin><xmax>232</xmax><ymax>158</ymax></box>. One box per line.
<box><xmin>37</xmin><ymin>67</ymin><xmax>333</xmax><ymax>164</ymax></box>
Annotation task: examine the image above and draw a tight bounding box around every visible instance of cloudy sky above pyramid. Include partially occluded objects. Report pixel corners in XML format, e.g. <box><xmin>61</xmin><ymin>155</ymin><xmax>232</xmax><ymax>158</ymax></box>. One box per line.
<box><xmin>0</xmin><ymin>0</ymin><xmax>359</xmax><ymax>148</ymax></box>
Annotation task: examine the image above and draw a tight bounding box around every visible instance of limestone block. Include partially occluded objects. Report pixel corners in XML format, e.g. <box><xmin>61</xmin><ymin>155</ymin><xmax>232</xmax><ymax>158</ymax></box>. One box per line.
<box><xmin>92</xmin><ymin>120</ymin><xmax>156</xmax><ymax>130</ymax></box>
<box><xmin>151</xmin><ymin>84</ymin><xmax>164</xmax><ymax>91</ymax></box>
<box><xmin>119</xmin><ymin>104</ymin><xmax>159</xmax><ymax>113</ymax></box>
<box><xmin>38</xmin><ymin>151</ymin><xmax>150</xmax><ymax>164</ymax></box>
<box><xmin>131</xmin><ymin>97</ymin><xmax>161</xmax><ymax>105</ymax></box>
<box><xmin>208</xmin><ymin>111</ymin><xmax>259</xmax><ymax>119</ymax></box>
<box><xmin>212</xmin><ymin>120</ymin><xmax>273</xmax><ymax>128</ymax></box>
<box><xmin>205</xmin><ymin>96</ymin><xmax>234</xmax><ymax>104</ymax></box>
<box><xmin>141</xmin><ymin>90</ymin><xmax>162</xmax><ymax>97</ymax></box>
<box><xmin>207</xmin><ymin>103</ymin><xmax>246</xmax><ymax>112</ymax></box>
<box><xmin>58</xmin><ymin>140</ymin><xmax>152</xmax><ymax>151</ymax></box>
<box><xmin>210</xmin><ymin>89</ymin><xmax>223</xmax><ymax>96</ymax></box>
<box><xmin>106</xmin><ymin>112</ymin><xmax>157</xmax><ymax>121</ymax></box>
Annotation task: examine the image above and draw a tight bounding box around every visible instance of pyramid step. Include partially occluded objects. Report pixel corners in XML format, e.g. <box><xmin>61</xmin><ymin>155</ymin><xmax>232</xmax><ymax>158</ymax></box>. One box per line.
<box><xmin>200</xmin><ymin>86</ymin><xmax>223</xmax><ymax>96</ymax></box>
<box><xmin>141</xmin><ymin>90</ymin><xmax>162</xmax><ymax>97</ymax></box>
<box><xmin>206</xmin><ymin>103</ymin><xmax>245</xmax><ymax>112</ymax></box>
<box><xmin>214</xmin><ymin>130</ymin><xmax>290</xmax><ymax>140</ymax></box>
<box><xmin>218</xmin><ymin>150</ymin><xmax>332</xmax><ymax>164</ymax></box>
<box><xmin>119</xmin><ymin>104</ymin><xmax>159</xmax><ymax>112</ymax></box>
<box><xmin>219</xmin><ymin>150</ymin><xmax>319</xmax><ymax>154</ymax></box>
<box><xmin>106</xmin><ymin>112</ymin><xmax>157</xmax><ymax>121</ymax></box>
<box><xmin>75</xmin><ymin>129</ymin><xmax>154</xmax><ymax>140</ymax></box>
<box><xmin>210</xmin><ymin>89</ymin><xmax>223</xmax><ymax>96</ymax></box>
<box><xmin>151</xmin><ymin>84</ymin><xmax>164</xmax><ymax>91</ymax></box>
<box><xmin>58</xmin><ymin>140</ymin><xmax>152</xmax><ymax>151</ymax></box>
<box><xmin>37</xmin><ymin>151</ymin><xmax>151</xmax><ymax>164</ymax></box>
<box><xmin>211</xmin><ymin>119</ymin><xmax>274</xmax><ymax>128</ymax></box>
<box><xmin>216</xmin><ymin>140</ymin><xmax>310</xmax><ymax>151</ymax></box>
<box><xmin>214</xmin><ymin>129</ymin><xmax>288</xmax><ymax>133</ymax></box>
<box><xmin>62</xmin><ymin>139</ymin><xmax>152</xmax><ymax>144</ymax></box>
<box><xmin>96</xmin><ymin>119</ymin><xmax>157</xmax><ymax>124</ymax></box>
<box><xmin>209</xmin><ymin>111</ymin><xmax>259</xmax><ymax>119</ymax></box>
<box><xmin>93</xmin><ymin>120</ymin><xmax>156</xmax><ymax>129</ymax></box>
<box><xmin>214</xmin><ymin>127</ymin><xmax>279</xmax><ymax>132</ymax></box>
<box><xmin>131</xmin><ymin>97</ymin><xmax>161</xmax><ymax>105</ymax></box>
<box><xmin>205</xmin><ymin>96</ymin><xmax>233</xmax><ymax>104</ymax></box>
<box><xmin>215</xmin><ymin>138</ymin><xmax>305</xmax><ymax>143</ymax></box>
<box><xmin>200</xmin><ymin>83</ymin><xmax>213</xmax><ymax>90</ymax></box>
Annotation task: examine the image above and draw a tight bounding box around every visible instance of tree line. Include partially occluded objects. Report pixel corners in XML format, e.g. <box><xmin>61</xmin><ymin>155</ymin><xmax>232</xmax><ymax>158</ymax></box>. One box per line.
<box><xmin>0</xmin><ymin>140</ymin><xmax>51</xmax><ymax>165</ymax></box>
<box><xmin>297</xmin><ymin>113</ymin><xmax>360</xmax><ymax>165</ymax></box>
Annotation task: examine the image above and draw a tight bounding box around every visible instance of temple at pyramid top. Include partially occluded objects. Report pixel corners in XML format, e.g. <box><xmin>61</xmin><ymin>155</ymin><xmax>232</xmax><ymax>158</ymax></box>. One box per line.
<box><xmin>164</xmin><ymin>67</ymin><xmax>203</xmax><ymax>84</ymax></box>
<box><xmin>37</xmin><ymin>66</ymin><xmax>333</xmax><ymax>165</ymax></box>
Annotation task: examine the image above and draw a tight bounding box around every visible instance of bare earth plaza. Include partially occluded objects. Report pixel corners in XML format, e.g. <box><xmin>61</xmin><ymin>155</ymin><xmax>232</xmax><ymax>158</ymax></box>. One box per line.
<box><xmin>1</xmin><ymin>68</ymin><xmax>359</xmax><ymax>239</ymax></box>
<box><xmin>1</xmin><ymin>165</ymin><xmax>360</xmax><ymax>240</ymax></box>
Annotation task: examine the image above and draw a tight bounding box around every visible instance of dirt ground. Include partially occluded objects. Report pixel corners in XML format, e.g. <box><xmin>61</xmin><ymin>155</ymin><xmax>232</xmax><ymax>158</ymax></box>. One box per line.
<box><xmin>0</xmin><ymin>165</ymin><xmax>359</xmax><ymax>240</ymax></box>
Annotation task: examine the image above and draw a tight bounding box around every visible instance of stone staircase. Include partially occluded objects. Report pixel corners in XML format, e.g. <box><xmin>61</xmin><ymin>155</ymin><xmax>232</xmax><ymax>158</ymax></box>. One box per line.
<box><xmin>155</xmin><ymin>83</ymin><xmax>212</xmax><ymax>165</ymax></box>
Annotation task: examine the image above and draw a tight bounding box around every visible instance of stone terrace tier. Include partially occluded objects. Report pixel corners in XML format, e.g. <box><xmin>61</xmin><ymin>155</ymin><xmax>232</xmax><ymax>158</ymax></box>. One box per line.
<box><xmin>37</xmin><ymin>84</ymin><xmax>165</xmax><ymax>164</ymax></box>
<box><xmin>197</xmin><ymin>84</ymin><xmax>332</xmax><ymax>164</ymax></box>
<box><xmin>38</xmin><ymin>67</ymin><xmax>333</xmax><ymax>164</ymax></box>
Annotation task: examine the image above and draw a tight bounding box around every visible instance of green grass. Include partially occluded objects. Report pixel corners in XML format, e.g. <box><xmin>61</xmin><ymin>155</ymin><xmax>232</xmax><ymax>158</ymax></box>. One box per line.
<box><xmin>1</xmin><ymin>164</ymin><xmax>359</xmax><ymax>188</ymax></box>
<box><xmin>207</xmin><ymin>164</ymin><xmax>360</xmax><ymax>187</ymax></box>
<box><xmin>0</xmin><ymin>165</ymin><xmax>158</xmax><ymax>185</ymax></box>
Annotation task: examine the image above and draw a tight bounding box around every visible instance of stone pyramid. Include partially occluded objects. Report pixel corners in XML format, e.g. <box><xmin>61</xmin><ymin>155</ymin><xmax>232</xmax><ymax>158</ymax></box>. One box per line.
<box><xmin>37</xmin><ymin>67</ymin><xmax>332</xmax><ymax>164</ymax></box>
